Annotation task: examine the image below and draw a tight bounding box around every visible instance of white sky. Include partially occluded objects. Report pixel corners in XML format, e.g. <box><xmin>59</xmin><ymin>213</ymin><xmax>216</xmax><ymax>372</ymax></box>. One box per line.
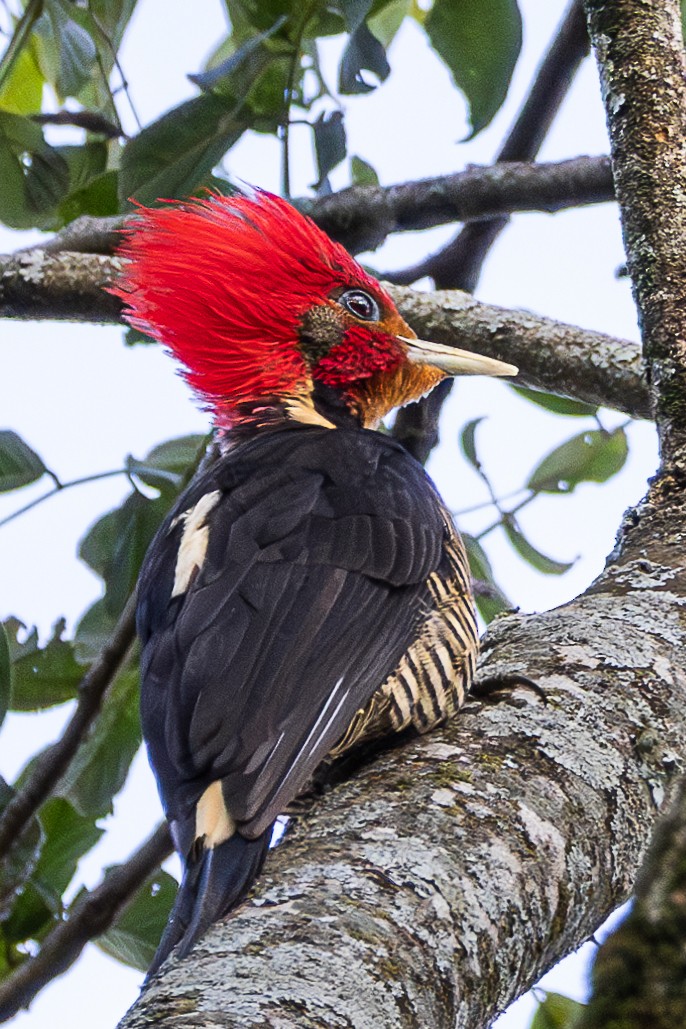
<box><xmin>0</xmin><ymin>1</ymin><xmax>658</xmax><ymax>1026</ymax></box>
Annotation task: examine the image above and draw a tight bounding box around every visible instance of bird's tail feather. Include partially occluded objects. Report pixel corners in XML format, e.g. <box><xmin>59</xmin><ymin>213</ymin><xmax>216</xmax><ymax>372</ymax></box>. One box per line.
<box><xmin>146</xmin><ymin>827</ymin><xmax>272</xmax><ymax>979</ymax></box>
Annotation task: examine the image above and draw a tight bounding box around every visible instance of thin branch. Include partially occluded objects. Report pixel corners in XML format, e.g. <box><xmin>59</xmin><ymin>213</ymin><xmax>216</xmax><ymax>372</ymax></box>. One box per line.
<box><xmin>0</xmin><ymin>823</ymin><xmax>172</xmax><ymax>1023</ymax></box>
<box><xmin>387</xmin><ymin>0</ymin><xmax>590</xmax><ymax>289</ymax></box>
<box><xmin>0</xmin><ymin>593</ymin><xmax>137</xmax><ymax>859</ymax></box>
<box><xmin>391</xmin><ymin>0</ymin><xmax>590</xmax><ymax>462</ymax></box>
<box><xmin>0</xmin><ymin>468</ymin><xmax>128</xmax><ymax>529</ymax></box>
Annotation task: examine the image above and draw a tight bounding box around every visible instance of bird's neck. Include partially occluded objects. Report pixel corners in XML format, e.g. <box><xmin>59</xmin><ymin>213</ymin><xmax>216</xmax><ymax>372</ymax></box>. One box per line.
<box><xmin>215</xmin><ymin>383</ymin><xmax>364</xmax><ymax>441</ymax></box>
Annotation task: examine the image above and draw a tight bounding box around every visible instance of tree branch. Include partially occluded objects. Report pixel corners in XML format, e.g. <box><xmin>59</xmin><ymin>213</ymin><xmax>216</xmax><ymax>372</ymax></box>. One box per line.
<box><xmin>0</xmin><ymin>251</ymin><xmax>649</xmax><ymax>419</ymax></box>
<box><xmin>17</xmin><ymin>156</ymin><xmax>613</xmax><ymax>261</ymax></box>
<box><xmin>386</xmin><ymin>284</ymin><xmax>650</xmax><ymax>422</ymax></box>
<box><xmin>0</xmin><ymin>823</ymin><xmax>172</xmax><ymax>1022</ymax></box>
<box><xmin>390</xmin><ymin>0</ymin><xmax>589</xmax><ymax>462</ymax></box>
<box><xmin>0</xmin><ymin>251</ymin><xmax>125</xmax><ymax>322</ymax></box>
<box><xmin>300</xmin><ymin>156</ymin><xmax>613</xmax><ymax>254</ymax></box>
<box><xmin>118</xmin><ymin>472</ymin><xmax>686</xmax><ymax>1028</ymax></box>
<box><xmin>0</xmin><ymin>594</ymin><xmax>137</xmax><ymax>860</ymax></box>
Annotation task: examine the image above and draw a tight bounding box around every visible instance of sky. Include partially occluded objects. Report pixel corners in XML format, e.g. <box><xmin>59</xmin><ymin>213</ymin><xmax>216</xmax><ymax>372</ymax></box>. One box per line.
<box><xmin>0</xmin><ymin>1</ymin><xmax>659</xmax><ymax>1026</ymax></box>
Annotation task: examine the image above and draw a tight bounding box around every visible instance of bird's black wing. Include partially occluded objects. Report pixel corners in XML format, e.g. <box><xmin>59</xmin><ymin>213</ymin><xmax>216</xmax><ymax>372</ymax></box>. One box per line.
<box><xmin>137</xmin><ymin>426</ymin><xmax>449</xmax><ymax>847</ymax></box>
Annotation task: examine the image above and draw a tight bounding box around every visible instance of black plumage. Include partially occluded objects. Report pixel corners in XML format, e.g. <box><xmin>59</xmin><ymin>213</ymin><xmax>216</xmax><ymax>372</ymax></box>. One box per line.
<box><xmin>137</xmin><ymin>424</ymin><xmax>477</xmax><ymax>972</ymax></box>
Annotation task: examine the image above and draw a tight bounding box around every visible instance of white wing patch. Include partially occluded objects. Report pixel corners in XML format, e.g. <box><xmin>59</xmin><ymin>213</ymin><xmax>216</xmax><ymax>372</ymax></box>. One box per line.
<box><xmin>171</xmin><ymin>489</ymin><xmax>221</xmax><ymax>597</ymax></box>
<box><xmin>195</xmin><ymin>780</ymin><xmax>235</xmax><ymax>849</ymax></box>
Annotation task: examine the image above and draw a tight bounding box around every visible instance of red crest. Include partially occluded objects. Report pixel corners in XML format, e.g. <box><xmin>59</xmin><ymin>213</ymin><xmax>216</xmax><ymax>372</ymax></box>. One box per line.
<box><xmin>112</xmin><ymin>191</ymin><xmax>392</xmax><ymax>416</ymax></box>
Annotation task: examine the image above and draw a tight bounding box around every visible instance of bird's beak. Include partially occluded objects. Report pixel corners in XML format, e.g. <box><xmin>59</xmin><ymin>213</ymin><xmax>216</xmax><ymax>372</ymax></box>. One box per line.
<box><xmin>398</xmin><ymin>336</ymin><xmax>518</xmax><ymax>378</ymax></box>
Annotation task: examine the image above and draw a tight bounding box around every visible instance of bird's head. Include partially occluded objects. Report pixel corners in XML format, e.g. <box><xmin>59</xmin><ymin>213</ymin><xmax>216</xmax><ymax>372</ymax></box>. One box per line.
<box><xmin>113</xmin><ymin>190</ymin><xmax>517</xmax><ymax>431</ymax></box>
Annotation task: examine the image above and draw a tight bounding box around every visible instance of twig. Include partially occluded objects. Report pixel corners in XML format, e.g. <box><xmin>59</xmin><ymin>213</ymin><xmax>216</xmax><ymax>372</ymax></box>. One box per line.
<box><xmin>391</xmin><ymin>0</ymin><xmax>589</xmax><ymax>462</ymax></box>
<box><xmin>0</xmin><ymin>593</ymin><xmax>137</xmax><ymax>859</ymax></box>
<box><xmin>0</xmin><ymin>823</ymin><xmax>172</xmax><ymax>1022</ymax></box>
<box><xmin>0</xmin><ymin>468</ymin><xmax>129</xmax><ymax>529</ymax></box>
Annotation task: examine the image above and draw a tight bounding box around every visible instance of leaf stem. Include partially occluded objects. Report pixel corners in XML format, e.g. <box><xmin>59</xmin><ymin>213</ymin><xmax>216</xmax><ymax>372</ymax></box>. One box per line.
<box><xmin>281</xmin><ymin>0</ymin><xmax>318</xmax><ymax>198</ymax></box>
<box><xmin>0</xmin><ymin>469</ymin><xmax>127</xmax><ymax>529</ymax></box>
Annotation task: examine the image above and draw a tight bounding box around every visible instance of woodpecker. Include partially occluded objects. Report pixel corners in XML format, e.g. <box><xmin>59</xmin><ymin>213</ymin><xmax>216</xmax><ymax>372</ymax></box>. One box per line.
<box><xmin>113</xmin><ymin>190</ymin><xmax>517</xmax><ymax>975</ymax></box>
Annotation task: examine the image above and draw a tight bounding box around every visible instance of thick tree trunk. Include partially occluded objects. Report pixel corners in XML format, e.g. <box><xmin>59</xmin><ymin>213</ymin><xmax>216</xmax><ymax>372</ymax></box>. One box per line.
<box><xmin>118</xmin><ymin>471</ymin><xmax>686</xmax><ymax>1028</ymax></box>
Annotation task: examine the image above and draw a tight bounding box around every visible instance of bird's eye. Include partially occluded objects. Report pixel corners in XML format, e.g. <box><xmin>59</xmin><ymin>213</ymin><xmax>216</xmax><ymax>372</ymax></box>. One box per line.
<box><xmin>339</xmin><ymin>289</ymin><xmax>380</xmax><ymax>322</ymax></box>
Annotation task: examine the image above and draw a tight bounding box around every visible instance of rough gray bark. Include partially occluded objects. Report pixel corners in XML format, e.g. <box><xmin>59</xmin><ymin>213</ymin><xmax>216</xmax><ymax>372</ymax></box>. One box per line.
<box><xmin>119</xmin><ymin>473</ymin><xmax>686</xmax><ymax>1028</ymax></box>
<box><xmin>0</xmin><ymin>251</ymin><xmax>649</xmax><ymax>421</ymax></box>
<box><xmin>573</xmin><ymin>0</ymin><xmax>686</xmax><ymax>1023</ymax></box>
<box><xmin>388</xmin><ymin>284</ymin><xmax>650</xmax><ymax>421</ymax></box>
<box><xmin>301</xmin><ymin>156</ymin><xmax>613</xmax><ymax>254</ymax></box>
<box><xmin>586</xmin><ymin>0</ymin><xmax>686</xmax><ymax>472</ymax></box>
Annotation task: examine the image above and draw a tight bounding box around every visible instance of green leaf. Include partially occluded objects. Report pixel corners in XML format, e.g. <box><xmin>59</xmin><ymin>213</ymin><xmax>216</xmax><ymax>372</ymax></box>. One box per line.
<box><xmin>32</xmin><ymin>798</ymin><xmax>103</xmax><ymax>911</ymax></box>
<box><xmin>526</xmin><ymin>428</ymin><xmax>629</xmax><ymax>494</ymax></box>
<box><xmin>462</xmin><ymin>533</ymin><xmax>512</xmax><ymax>623</ymax></box>
<box><xmin>530</xmin><ymin>991</ymin><xmax>586</xmax><ymax>1029</ymax></box>
<box><xmin>503</xmin><ymin>521</ymin><xmax>574</xmax><ymax>576</ymax></box>
<box><xmin>97</xmin><ymin>868</ymin><xmax>177</xmax><ymax>970</ymax></box>
<box><xmin>78</xmin><ymin>490</ymin><xmax>170</xmax><ymax>617</ymax></box>
<box><xmin>119</xmin><ymin>92</ymin><xmax>249</xmax><ymax>207</ymax></box>
<box><xmin>57</xmin><ymin>168</ymin><xmax>120</xmax><ymax>225</ymax></box>
<box><xmin>23</xmin><ymin>143</ymin><xmax>70</xmax><ymax>213</ymax></box>
<box><xmin>425</xmin><ymin>0</ymin><xmax>522</xmax><ymax>138</ymax></box>
<box><xmin>0</xmin><ymin>112</ymin><xmax>70</xmax><ymax>229</ymax></box>
<box><xmin>0</xmin><ymin>430</ymin><xmax>46</xmax><ymax>491</ymax></box>
<box><xmin>313</xmin><ymin>110</ymin><xmax>346</xmax><ymax>189</ymax></box>
<box><xmin>0</xmin><ymin>41</ymin><xmax>44</xmax><ymax>115</ymax></box>
<box><xmin>339</xmin><ymin>21</ymin><xmax>391</xmax><ymax>94</ymax></box>
<box><xmin>39</xmin><ymin>0</ymin><xmax>98</xmax><ymax>99</ymax></box>
<box><xmin>338</xmin><ymin>0</ymin><xmax>374</xmax><ymax>34</ymax></box>
<box><xmin>189</xmin><ymin>17</ymin><xmax>287</xmax><ymax>92</ymax></box>
<box><xmin>368</xmin><ymin>0</ymin><xmax>412</xmax><ymax>48</ymax></box>
<box><xmin>124</xmin><ymin>326</ymin><xmax>156</xmax><ymax>346</ymax></box>
<box><xmin>460</xmin><ymin>416</ymin><xmax>485</xmax><ymax>472</ymax></box>
<box><xmin>4</xmin><ymin>617</ymin><xmax>82</xmax><ymax>710</ymax></box>
<box><xmin>87</xmin><ymin>0</ymin><xmax>138</xmax><ymax>54</ymax></box>
<box><xmin>0</xmin><ymin>0</ymin><xmax>44</xmax><ymax>98</ymax></box>
<box><xmin>512</xmin><ymin>386</ymin><xmax>598</xmax><ymax>418</ymax></box>
<box><xmin>73</xmin><ymin>598</ymin><xmax>118</xmax><ymax>665</ymax></box>
<box><xmin>350</xmin><ymin>154</ymin><xmax>379</xmax><ymax>186</ymax></box>
<box><xmin>129</xmin><ymin>434</ymin><xmax>206</xmax><ymax>495</ymax></box>
<box><xmin>0</xmin><ymin>624</ymin><xmax>9</xmax><ymax>730</ymax></box>
<box><xmin>57</xmin><ymin>668</ymin><xmax>141</xmax><ymax>818</ymax></box>
<box><xmin>2</xmin><ymin>883</ymin><xmax>51</xmax><ymax>944</ymax></box>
